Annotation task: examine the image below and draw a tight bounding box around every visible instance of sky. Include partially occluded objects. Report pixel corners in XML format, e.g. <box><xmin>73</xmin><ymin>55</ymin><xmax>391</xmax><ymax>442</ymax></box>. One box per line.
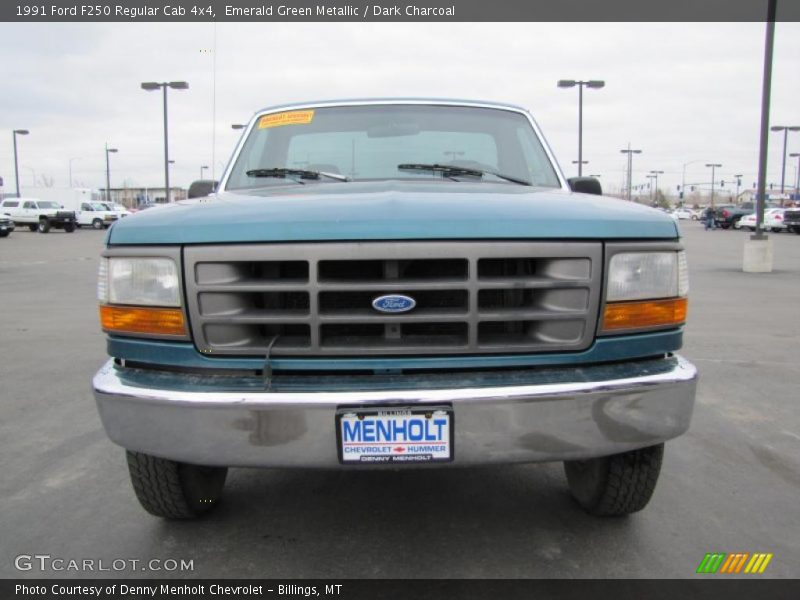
<box><xmin>1</xmin><ymin>21</ymin><xmax>799</xmax><ymax>199</ymax></box>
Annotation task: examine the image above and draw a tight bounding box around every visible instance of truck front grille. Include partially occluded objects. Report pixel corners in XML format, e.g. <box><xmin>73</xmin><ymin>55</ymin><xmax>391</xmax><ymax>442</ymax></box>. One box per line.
<box><xmin>184</xmin><ymin>242</ymin><xmax>602</xmax><ymax>357</ymax></box>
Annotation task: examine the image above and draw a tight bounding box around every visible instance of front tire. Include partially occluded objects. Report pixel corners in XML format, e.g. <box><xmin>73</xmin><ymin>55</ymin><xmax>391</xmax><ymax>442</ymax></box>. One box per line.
<box><xmin>564</xmin><ymin>444</ymin><xmax>664</xmax><ymax>517</ymax></box>
<box><xmin>126</xmin><ymin>450</ymin><xmax>228</xmax><ymax>519</ymax></box>
<box><xmin>38</xmin><ymin>219</ymin><xmax>51</xmax><ymax>233</ymax></box>
<box><xmin>92</xmin><ymin>218</ymin><xmax>104</xmax><ymax>230</ymax></box>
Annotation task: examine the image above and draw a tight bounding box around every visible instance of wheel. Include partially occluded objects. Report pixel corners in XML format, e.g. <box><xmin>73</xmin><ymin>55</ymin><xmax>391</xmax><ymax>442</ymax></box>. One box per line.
<box><xmin>564</xmin><ymin>444</ymin><xmax>664</xmax><ymax>516</ymax></box>
<box><xmin>28</xmin><ymin>224</ymin><xmax>38</xmax><ymax>232</ymax></box>
<box><xmin>771</xmin><ymin>227</ymin><xmax>781</xmax><ymax>233</ymax></box>
<box><xmin>719</xmin><ymin>222</ymin><xmax>731</xmax><ymax>230</ymax></box>
<box><xmin>64</xmin><ymin>223</ymin><xmax>76</xmax><ymax>233</ymax></box>
<box><xmin>126</xmin><ymin>450</ymin><xmax>227</xmax><ymax>519</ymax></box>
<box><xmin>92</xmin><ymin>218</ymin><xmax>104</xmax><ymax>230</ymax></box>
<box><xmin>38</xmin><ymin>219</ymin><xmax>51</xmax><ymax>233</ymax></box>
<box><xmin>0</xmin><ymin>231</ymin><xmax>9</xmax><ymax>238</ymax></box>
<box><xmin>793</xmin><ymin>227</ymin><xmax>800</xmax><ymax>235</ymax></box>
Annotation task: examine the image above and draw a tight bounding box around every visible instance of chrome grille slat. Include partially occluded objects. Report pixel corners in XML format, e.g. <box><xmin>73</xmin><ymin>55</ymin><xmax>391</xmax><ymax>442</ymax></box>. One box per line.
<box><xmin>185</xmin><ymin>242</ymin><xmax>602</xmax><ymax>357</ymax></box>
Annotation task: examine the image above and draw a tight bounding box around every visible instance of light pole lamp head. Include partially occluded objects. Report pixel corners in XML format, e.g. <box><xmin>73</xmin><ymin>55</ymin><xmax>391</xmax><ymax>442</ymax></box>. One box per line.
<box><xmin>586</xmin><ymin>80</ymin><xmax>605</xmax><ymax>89</ymax></box>
<box><xmin>231</xmin><ymin>124</ymin><xmax>246</xmax><ymax>130</ymax></box>
<box><xmin>557</xmin><ymin>80</ymin><xmax>577</xmax><ymax>88</ymax></box>
<box><xmin>14</xmin><ymin>129</ymin><xmax>30</xmax><ymax>135</ymax></box>
<box><xmin>791</xmin><ymin>153</ymin><xmax>800</xmax><ymax>158</ymax></box>
<box><xmin>107</xmin><ymin>148</ymin><xmax>118</xmax><ymax>154</ymax></box>
<box><xmin>168</xmin><ymin>81</ymin><xmax>189</xmax><ymax>90</ymax></box>
<box><xmin>141</xmin><ymin>82</ymin><xmax>162</xmax><ymax>91</ymax></box>
<box><xmin>705</xmin><ymin>163</ymin><xmax>722</xmax><ymax>168</ymax></box>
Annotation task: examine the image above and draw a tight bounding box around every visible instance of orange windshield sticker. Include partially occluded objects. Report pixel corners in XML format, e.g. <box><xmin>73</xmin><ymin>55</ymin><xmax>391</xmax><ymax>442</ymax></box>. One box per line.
<box><xmin>258</xmin><ymin>110</ymin><xmax>315</xmax><ymax>128</ymax></box>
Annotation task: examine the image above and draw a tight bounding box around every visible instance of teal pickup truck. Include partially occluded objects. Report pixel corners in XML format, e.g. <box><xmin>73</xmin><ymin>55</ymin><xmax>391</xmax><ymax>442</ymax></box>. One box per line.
<box><xmin>93</xmin><ymin>99</ymin><xmax>696</xmax><ymax>519</ymax></box>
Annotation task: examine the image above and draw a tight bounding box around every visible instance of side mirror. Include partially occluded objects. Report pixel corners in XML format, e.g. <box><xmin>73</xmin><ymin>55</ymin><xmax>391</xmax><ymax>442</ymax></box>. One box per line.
<box><xmin>567</xmin><ymin>177</ymin><xmax>602</xmax><ymax>196</ymax></box>
<box><xmin>188</xmin><ymin>180</ymin><xmax>218</xmax><ymax>199</ymax></box>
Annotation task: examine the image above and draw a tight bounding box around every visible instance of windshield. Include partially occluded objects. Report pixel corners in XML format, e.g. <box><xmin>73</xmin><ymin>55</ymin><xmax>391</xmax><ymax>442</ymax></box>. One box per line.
<box><xmin>225</xmin><ymin>104</ymin><xmax>561</xmax><ymax>190</ymax></box>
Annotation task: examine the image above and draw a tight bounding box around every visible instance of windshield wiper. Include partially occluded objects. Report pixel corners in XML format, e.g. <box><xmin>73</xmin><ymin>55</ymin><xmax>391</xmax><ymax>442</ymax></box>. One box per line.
<box><xmin>246</xmin><ymin>168</ymin><xmax>348</xmax><ymax>183</ymax></box>
<box><xmin>397</xmin><ymin>163</ymin><xmax>532</xmax><ymax>186</ymax></box>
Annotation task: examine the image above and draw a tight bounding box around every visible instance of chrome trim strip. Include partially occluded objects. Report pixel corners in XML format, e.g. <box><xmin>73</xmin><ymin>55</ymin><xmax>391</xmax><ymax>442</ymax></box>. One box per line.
<box><xmin>93</xmin><ymin>355</ymin><xmax>697</xmax><ymax>408</ymax></box>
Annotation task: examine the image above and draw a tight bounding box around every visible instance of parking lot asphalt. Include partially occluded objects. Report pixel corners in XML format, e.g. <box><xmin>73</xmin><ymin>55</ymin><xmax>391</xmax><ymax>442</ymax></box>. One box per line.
<box><xmin>1</xmin><ymin>221</ymin><xmax>799</xmax><ymax>579</ymax></box>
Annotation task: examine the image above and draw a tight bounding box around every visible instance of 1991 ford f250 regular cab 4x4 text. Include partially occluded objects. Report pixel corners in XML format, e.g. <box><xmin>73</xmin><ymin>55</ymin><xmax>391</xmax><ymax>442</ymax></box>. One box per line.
<box><xmin>92</xmin><ymin>99</ymin><xmax>697</xmax><ymax>519</ymax></box>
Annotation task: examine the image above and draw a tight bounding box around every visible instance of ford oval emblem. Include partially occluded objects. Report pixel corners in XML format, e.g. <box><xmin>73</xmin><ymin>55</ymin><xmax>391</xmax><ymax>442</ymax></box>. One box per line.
<box><xmin>372</xmin><ymin>294</ymin><xmax>416</xmax><ymax>313</ymax></box>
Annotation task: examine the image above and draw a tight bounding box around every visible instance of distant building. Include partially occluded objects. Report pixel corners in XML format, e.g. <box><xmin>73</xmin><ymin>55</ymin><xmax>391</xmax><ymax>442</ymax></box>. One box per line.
<box><xmin>98</xmin><ymin>187</ymin><xmax>187</xmax><ymax>208</ymax></box>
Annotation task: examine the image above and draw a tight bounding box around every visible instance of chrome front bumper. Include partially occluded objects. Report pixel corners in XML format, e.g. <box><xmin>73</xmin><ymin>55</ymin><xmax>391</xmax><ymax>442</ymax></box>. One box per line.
<box><xmin>92</xmin><ymin>355</ymin><xmax>697</xmax><ymax>467</ymax></box>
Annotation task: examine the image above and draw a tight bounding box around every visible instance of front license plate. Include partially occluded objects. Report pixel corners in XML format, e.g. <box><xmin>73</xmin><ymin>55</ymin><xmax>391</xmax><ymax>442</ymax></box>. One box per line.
<box><xmin>336</xmin><ymin>406</ymin><xmax>453</xmax><ymax>464</ymax></box>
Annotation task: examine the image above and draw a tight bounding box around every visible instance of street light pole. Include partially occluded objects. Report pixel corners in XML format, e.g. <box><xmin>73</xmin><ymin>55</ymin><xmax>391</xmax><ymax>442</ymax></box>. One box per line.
<box><xmin>790</xmin><ymin>153</ymin><xmax>800</xmax><ymax>201</ymax></box>
<box><xmin>620</xmin><ymin>143</ymin><xmax>642</xmax><ymax>200</ymax></box>
<box><xmin>68</xmin><ymin>157</ymin><xmax>82</xmax><ymax>188</ymax></box>
<box><xmin>770</xmin><ymin>126</ymin><xmax>800</xmax><ymax>201</ymax></box>
<box><xmin>646</xmin><ymin>174</ymin><xmax>657</xmax><ymax>202</ymax></box>
<box><xmin>649</xmin><ymin>170</ymin><xmax>664</xmax><ymax>202</ymax></box>
<box><xmin>558</xmin><ymin>79</ymin><xmax>605</xmax><ymax>177</ymax></box>
<box><xmin>732</xmin><ymin>174</ymin><xmax>743</xmax><ymax>203</ymax></box>
<box><xmin>680</xmin><ymin>160</ymin><xmax>706</xmax><ymax>202</ymax></box>
<box><xmin>105</xmin><ymin>144</ymin><xmax>118</xmax><ymax>204</ymax></box>
<box><xmin>706</xmin><ymin>163</ymin><xmax>722</xmax><ymax>208</ymax></box>
<box><xmin>141</xmin><ymin>81</ymin><xmax>189</xmax><ymax>203</ymax></box>
<box><xmin>12</xmin><ymin>129</ymin><xmax>29</xmax><ymax>198</ymax></box>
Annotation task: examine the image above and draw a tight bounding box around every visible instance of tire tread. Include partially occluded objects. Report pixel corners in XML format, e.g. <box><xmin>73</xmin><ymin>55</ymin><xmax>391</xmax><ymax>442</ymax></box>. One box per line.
<box><xmin>126</xmin><ymin>451</ymin><xmax>197</xmax><ymax>519</ymax></box>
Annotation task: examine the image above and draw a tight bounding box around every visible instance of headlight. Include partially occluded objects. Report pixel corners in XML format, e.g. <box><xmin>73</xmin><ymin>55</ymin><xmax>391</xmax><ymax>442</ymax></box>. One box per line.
<box><xmin>97</xmin><ymin>257</ymin><xmax>186</xmax><ymax>337</ymax></box>
<box><xmin>601</xmin><ymin>250</ymin><xmax>688</xmax><ymax>333</ymax></box>
<box><xmin>98</xmin><ymin>257</ymin><xmax>180</xmax><ymax>306</ymax></box>
<box><xmin>607</xmin><ymin>251</ymin><xmax>688</xmax><ymax>301</ymax></box>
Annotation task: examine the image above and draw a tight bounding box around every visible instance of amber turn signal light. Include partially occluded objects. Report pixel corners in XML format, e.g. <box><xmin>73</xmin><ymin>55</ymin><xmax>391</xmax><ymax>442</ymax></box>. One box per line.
<box><xmin>601</xmin><ymin>297</ymin><xmax>687</xmax><ymax>333</ymax></box>
<box><xmin>99</xmin><ymin>305</ymin><xmax>187</xmax><ymax>336</ymax></box>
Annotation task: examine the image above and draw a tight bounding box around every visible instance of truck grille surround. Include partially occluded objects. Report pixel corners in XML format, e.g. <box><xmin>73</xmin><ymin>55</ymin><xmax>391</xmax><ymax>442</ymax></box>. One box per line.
<box><xmin>184</xmin><ymin>242</ymin><xmax>602</xmax><ymax>357</ymax></box>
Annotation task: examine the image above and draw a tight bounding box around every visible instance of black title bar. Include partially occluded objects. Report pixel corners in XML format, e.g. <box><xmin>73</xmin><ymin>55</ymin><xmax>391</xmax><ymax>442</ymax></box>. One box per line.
<box><xmin>4</xmin><ymin>0</ymin><xmax>800</xmax><ymax>22</ymax></box>
<box><xmin>5</xmin><ymin>580</ymin><xmax>800</xmax><ymax>600</ymax></box>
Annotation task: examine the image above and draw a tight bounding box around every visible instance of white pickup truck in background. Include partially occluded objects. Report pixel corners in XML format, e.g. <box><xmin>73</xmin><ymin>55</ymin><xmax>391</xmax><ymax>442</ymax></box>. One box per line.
<box><xmin>0</xmin><ymin>198</ymin><xmax>77</xmax><ymax>233</ymax></box>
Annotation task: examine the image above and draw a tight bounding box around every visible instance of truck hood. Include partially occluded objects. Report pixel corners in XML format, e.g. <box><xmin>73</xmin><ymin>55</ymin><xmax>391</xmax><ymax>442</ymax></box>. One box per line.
<box><xmin>107</xmin><ymin>181</ymin><xmax>679</xmax><ymax>245</ymax></box>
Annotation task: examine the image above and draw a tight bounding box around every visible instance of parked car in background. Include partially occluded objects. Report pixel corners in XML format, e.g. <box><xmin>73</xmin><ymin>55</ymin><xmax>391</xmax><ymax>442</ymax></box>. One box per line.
<box><xmin>784</xmin><ymin>207</ymin><xmax>800</xmax><ymax>234</ymax></box>
<box><xmin>76</xmin><ymin>202</ymin><xmax>119</xmax><ymax>229</ymax></box>
<box><xmin>100</xmin><ymin>202</ymin><xmax>133</xmax><ymax>219</ymax></box>
<box><xmin>671</xmin><ymin>208</ymin><xmax>694</xmax><ymax>220</ymax></box>
<box><xmin>736</xmin><ymin>208</ymin><xmax>786</xmax><ymax>232</ymax></box>
<box><xmin>711</xmin><ymin>204</ymin><xmax>744</xmax><ymax>229</ymax></box>
<box><xmin>0</xmin><ymin>198</ymin><xmax>77</xmax><ymax>233</ymax></box>
<box><xmin>0</xmin><ymin>214</ymin><xmax>15</xmax><ymax>237</ymax></box>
